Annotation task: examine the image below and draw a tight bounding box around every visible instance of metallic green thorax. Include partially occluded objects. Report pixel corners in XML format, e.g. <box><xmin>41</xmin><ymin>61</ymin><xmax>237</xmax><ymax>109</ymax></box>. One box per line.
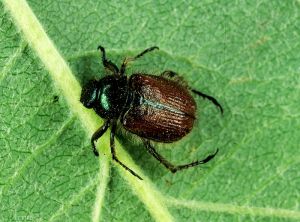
<box><xmin>100</xmin><ymin>85</ymin><xmax>111</xmax><ymax>111</ymax></box>
<box><xmin>90</xmin><ymin>75</ymin><xmax>128</xmax><ymax>119</ymax></box>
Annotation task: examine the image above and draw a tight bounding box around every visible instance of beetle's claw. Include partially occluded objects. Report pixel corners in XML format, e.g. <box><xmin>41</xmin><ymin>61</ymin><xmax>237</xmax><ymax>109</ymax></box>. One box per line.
<box><xmin>93</xmin><ymin>149</ymin><xmax>99</xmax><ymax>157</ymax></box>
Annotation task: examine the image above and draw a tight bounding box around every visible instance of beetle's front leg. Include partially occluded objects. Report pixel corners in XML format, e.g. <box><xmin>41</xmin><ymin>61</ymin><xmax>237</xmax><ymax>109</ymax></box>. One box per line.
<box><xmin>120</xmin><ymin>46</ymin><xmax>159</xmax><ymax>75</ymax></box>
<box><xmin>98</xmin><ymin>45</ymin><xmax>119</xmax><ymax>75</ymax></box>
<box><xmin>91</xmin><ymin>120</ymin><xmax>110</xmax><ymax>156</ymax></box>
<box><xmin>110</xmin><ymin>120</ymin><xmax>143</xmax><ymax>180</ymax></box>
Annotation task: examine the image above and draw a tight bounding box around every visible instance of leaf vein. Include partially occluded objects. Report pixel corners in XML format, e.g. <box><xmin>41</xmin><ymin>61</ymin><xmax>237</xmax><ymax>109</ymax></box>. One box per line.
<box><xmin>0</xmin><ymin>115</ymin><xmax>76</xmax><ymax>197</ymax></box>
<box><xmin>0</xmin><ymin>40</ymin><xmax>27</xmax><ymax>82</ymax></box>
<box><xmin>166</xmin><ymin>197</ymin><xmax>300</xmax><ymax>219</ymax></box>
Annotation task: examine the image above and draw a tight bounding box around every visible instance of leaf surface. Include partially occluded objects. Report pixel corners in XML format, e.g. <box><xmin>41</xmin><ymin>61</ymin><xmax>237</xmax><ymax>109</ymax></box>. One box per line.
<box><xmin>1</xmin><ymin>0</ymin><xmax>300</xmax><ymax>221</ymax></box>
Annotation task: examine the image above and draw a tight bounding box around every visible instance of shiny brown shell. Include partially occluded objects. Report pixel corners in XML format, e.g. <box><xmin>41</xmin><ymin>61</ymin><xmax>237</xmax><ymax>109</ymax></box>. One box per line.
<box><xmin>121</xmin><ymin>74</ymin><xmax>196</xmax><ymax>142</ymax></box>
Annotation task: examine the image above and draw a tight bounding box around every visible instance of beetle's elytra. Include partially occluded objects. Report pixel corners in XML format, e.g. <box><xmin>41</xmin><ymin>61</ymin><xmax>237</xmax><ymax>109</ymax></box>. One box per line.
<box><xmin>122</xmin><ymin>74</ymin><xmax>196</xmax><ymax>142</ymax></box>
<box><xmin>80</xmin><ymin>46</ymin><xmax>223</xmax><ymax>180</ymax></box>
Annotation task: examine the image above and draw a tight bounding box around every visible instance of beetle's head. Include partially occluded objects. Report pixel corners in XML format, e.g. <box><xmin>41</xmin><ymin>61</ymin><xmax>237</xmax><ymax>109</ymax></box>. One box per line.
<box><xmin>80</xmin><ymin>80</ymin><xmax>99</xmax><ymax>109</ymax></box>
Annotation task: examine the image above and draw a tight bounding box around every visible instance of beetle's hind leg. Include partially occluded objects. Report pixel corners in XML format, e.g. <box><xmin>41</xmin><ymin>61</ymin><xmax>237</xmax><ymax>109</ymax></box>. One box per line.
<box><xmin>142</xmin><ymin>139</ymin><xmax>218</xmax><ymax>173</ymax></box>
<box><xmin>98</xmin><ymin>45</ymin><xmax>119</xmax><ymax>75</ymax></box>
<box><xmin>191</xmin><ymin>89</ymin><xmax>223</xmax><ymax>114</ymax></box>
<box><xmin>120</xmin><ymin>46</ymin><xmax>159</xmax><ymax>75</ymax></box>
<box><xmin>110</xmin><ymin>120</ymin><xmax>143</xmax><ymax>180</ymax></box>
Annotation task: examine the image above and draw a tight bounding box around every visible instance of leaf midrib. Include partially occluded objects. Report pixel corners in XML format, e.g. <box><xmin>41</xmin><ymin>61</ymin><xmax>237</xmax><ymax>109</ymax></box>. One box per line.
<box><xmin>3</xmin><ymin>1</ymin><xmax>174</xmax><ymax>222</ymax></box>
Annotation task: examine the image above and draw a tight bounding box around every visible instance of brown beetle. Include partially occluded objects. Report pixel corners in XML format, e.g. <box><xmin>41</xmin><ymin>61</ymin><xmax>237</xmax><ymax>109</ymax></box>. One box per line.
<box><xmin>80</xmin><ymin>46</ymin><xmax>223</xmax><ymax>180</ymax></box>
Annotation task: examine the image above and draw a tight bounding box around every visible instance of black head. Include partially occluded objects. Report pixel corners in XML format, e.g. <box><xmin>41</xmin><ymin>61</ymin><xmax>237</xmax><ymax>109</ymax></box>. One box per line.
<box><xmin>80</xmin><ymin>76</ymin><xmax>128</xmax><ymax>119</ymax></box>
<box><xmin>80</xmin><ymin>80</ymin><xmax>98</xmax><ymax>108</ymax></box>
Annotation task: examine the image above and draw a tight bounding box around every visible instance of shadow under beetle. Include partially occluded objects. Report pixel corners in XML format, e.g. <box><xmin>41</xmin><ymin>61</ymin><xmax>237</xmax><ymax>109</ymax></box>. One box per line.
<box><xmin>80</xmin><ymin>45</ymin><xmax>223</xmax><ymax>180</ymax></box>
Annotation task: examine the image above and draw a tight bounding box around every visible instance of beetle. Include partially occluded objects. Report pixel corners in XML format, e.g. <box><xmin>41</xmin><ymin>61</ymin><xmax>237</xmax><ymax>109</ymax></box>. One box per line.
<box><xmin>80</xmin><ymin>45</ymin><xmax>223</xmax><ymax>180</ymax></box>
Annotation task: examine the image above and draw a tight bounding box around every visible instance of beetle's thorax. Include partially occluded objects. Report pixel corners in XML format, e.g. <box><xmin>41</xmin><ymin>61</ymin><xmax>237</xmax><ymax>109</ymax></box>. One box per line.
<box><xmin>94</xmin><ymin>75</ymin><xmax>129</xmax><ymax>119</ymax></box>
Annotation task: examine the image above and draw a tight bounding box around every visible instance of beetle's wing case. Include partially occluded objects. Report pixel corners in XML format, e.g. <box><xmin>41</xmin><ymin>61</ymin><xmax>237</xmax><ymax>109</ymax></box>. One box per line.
<box><xmin>121</xmin><ymin>74</ymin><xmax>196</xmax><ymax>142</ymax></box>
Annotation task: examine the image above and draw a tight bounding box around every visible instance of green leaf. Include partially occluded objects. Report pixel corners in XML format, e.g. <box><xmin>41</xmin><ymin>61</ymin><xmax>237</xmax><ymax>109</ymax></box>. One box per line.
<box><xmin>1</xmin><ymin>0</ymin><xmax>299</xmax><ymax>221</ymax></box>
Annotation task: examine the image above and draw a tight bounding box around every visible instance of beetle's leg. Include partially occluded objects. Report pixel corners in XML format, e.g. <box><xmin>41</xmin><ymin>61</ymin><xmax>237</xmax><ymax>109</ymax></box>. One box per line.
<box><xmin>120</xmin><ymin>46</ymin><xmax>159</xmax><ymax>75</ymax></box>
<box><xmin>143</xmin><ymin>139</ymin><xmax>218</xmax><ymax>173</ymax></box>
<box><xmin>91</xmin><ymin>120</ymin><xmax>110</xmax><ymax>156</ymax></box>
<box><xmin>160</xmin><ymin>70</ymin><xmax>178</xmax><ymax>78</ymax></box>
<box><xmin>161</xmin><ymin>70</ymin><xmax>223</xmax><ymax>114</ymax></box>
<box><xmin>160</xmin><ymin>71</ymin><xmax>223</xmax><ymax>114</ymax></box>
<box><xmin>98</xmin><ymin>45</ymin><xmax>119</xmax><ymax>75</ymax></box>
<box><xmin>130</xmin><ymin>46</ymin><xmax>159</xmax><ymax>61</ymax></box>
<box><xmin>160</xmin><ymin>70</ymin><xmax>189</xmax><ymax>88</ymax></box>
<box><xmin>110</xmin><ymin>120</ymin><xmax>143</xmax><ymax>180</ymax></box>
<box><xmin>191</xmin><ymin>89</ymin><xmax>223</xmax><ymax>114</ymax></box>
